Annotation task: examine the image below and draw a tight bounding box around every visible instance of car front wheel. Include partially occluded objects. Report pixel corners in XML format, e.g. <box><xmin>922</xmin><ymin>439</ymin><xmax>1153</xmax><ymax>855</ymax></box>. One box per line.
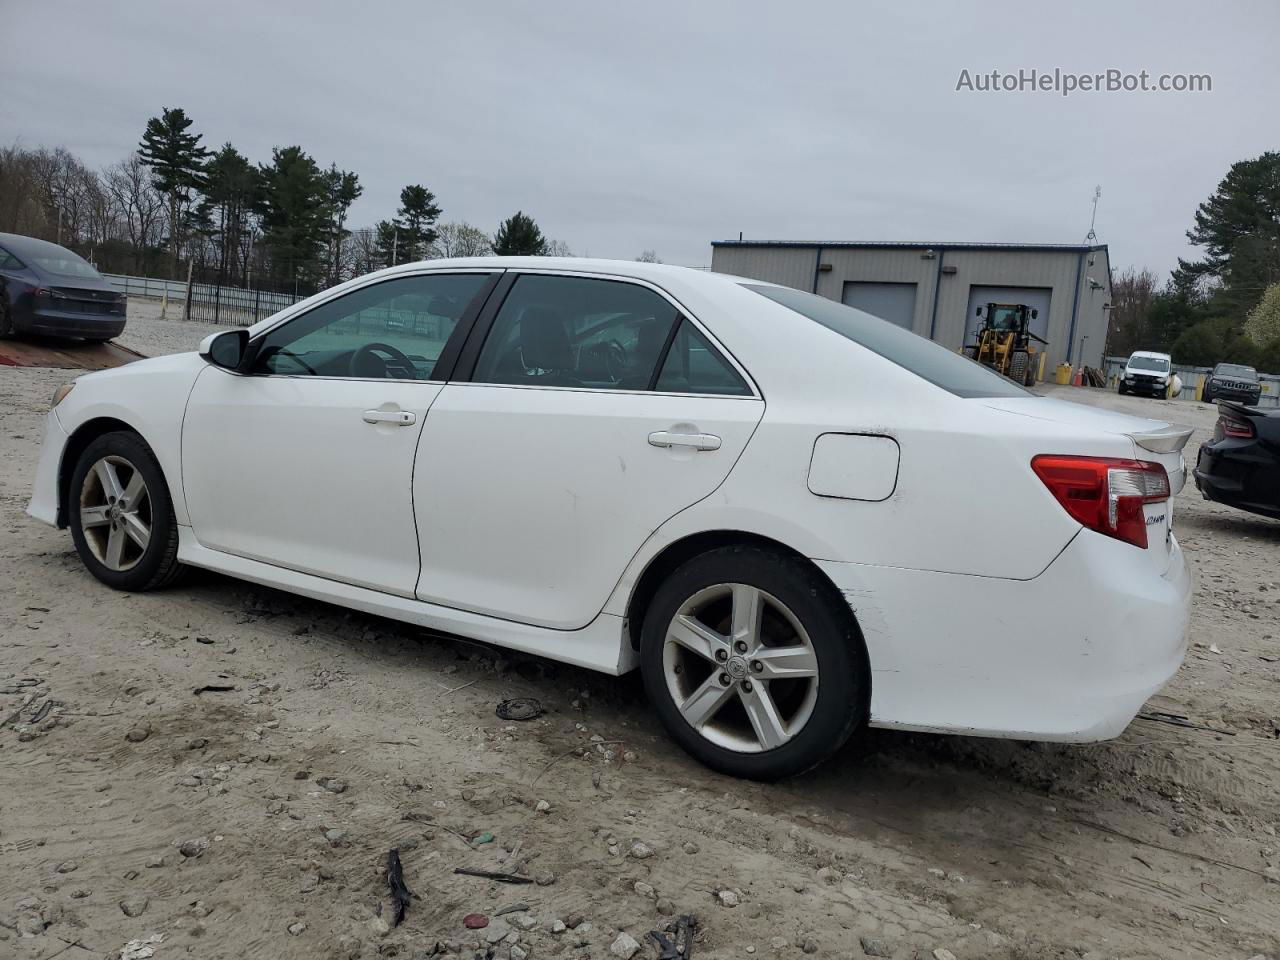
<box><xmin>68</xmin><ymin>431</ymin><xmax>184</xmax><ymax>591</ymax></box>
<box><xmin>640</xmin><ymin>546</ymin><xmax>868</xmax><ymax>780</ymax></box>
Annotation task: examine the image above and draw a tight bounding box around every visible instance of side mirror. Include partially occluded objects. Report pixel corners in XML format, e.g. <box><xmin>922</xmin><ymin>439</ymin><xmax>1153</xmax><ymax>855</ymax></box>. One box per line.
<box><xmin>1031</xmin><ymin>308</ymin><xmax>1039</xmax><ymax>319</ymax></box>
<box><xmin>199</xmin><ymin>329</ymin><xmax>250</xmax><ymax>370</ymax></box>
<box><xmin>975</xmin><ymin>307</ymin><xmax>982</xmax><ymax>316</ymax></box>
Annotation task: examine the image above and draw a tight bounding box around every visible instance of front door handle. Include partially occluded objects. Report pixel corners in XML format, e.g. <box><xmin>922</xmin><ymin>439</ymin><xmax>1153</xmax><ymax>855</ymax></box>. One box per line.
<box><xmin>363</xmin><ymin>409</ymin><xmax>416</xmax><ymax>426</ymax></box>
<box><xmin>648</xmin><ymin>430</ymin><xmax>721</xmax><ymax>451</ymax></box>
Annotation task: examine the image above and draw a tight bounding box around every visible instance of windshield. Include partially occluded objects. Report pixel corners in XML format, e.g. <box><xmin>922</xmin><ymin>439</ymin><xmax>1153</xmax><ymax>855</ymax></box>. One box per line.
<box><xmin>1128</xmin><ymin>355</ymin><xmax>1170</xmax><ymax>372</ymax></box>
<box><xmin>743</xmin><ymin>283</ymin><xmax>1030</xmax><ymax>398</ymax></box>
<box><xmin>1215</xmin><ymin>363</ymin><xmax>1256</xmax><ymax>378</ymax></box>
<box><xmin>28</xmin><ymin>248</ymin><xmax>103</xmax><ymax>280</ymax></box>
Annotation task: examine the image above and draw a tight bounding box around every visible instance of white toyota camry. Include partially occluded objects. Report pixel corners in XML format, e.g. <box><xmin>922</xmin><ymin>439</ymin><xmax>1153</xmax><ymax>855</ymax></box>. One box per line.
<box><xmin>28</xmin><ymin>258</ymin><xmax>1192</xmax><ymax>779</ymax></box>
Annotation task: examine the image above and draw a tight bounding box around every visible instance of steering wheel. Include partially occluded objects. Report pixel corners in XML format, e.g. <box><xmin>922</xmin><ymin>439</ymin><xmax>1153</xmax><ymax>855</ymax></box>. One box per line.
<box><xmin>581</xmin><ymin>338</ymin><xmax>628</xmax><ymax>382</ymax></box>
<box><xmin>349</xmin><ymin>341</ymin><xmax>411</xmax><ymax>378</ymax></box>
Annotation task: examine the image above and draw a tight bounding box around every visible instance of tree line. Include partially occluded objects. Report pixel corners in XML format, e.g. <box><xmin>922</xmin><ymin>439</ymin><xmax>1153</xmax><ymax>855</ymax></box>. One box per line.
<box><xmin>1108</xmin><ymin>151</ymin><xmax>1280</xmax><ymax>371</ymax></box>
<box><xmin>0</xmin><ymin>106</ymin><xmax>578</xmax><ymax>296</ymax></box>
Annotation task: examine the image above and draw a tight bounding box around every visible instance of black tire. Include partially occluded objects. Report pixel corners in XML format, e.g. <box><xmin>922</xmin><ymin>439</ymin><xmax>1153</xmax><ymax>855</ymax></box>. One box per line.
<box><xmin>1118</xmin><ymin>383</ymin><xmax>1127</xmax><ymax>395</ymax></box>
<box><xmin>0</xmin><ymin>291</ymin><xmax>13</xmax><ymax>339</ymax></box>
<box><xmin>640</xmin><ymin>546</ymin><xmax>868</xmax><ymax>780</ymax></box>
<box><xmin>1008</xmin><ymin>351</ymin><xmax>1029</xmax><ymax>385</ymax></box>
<box><xmin>68</xmin><ymin>431</ymin><xmax>184</xmax><ymax>591</ymax></box>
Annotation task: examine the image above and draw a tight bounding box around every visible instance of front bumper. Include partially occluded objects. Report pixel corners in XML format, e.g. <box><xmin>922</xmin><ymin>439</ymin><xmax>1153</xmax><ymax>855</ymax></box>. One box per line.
<box><xmin>816</xmin><ymin>530</ymin><xmax>1191</xmax><ymax>741</ymax></box>
<box><xmin>1205</xmin><ymin>385</ymin><xmax>1261</xmax><ymax>404</ymax></box>
<box><xmin>1121</xmin><ymin>377</ymin><xmax>1168</xmax><ymax>397</ymax></box>
<box><xmin>27</xmin><ymin>409</ymin><xmax>68</xmax><ymax>527</ymax></box>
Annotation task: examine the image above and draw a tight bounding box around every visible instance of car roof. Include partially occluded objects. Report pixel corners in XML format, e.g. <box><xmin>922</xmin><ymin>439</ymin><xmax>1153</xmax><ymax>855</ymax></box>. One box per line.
<box><xmin>0</xmin><ymin>232</ymin><xmax>80</xmax><ymax>259</ymax></box>
<box><xmin>1130</xmin><ymin>351</ymin><xmax>1171</xmax><ymax>359</ymax></box>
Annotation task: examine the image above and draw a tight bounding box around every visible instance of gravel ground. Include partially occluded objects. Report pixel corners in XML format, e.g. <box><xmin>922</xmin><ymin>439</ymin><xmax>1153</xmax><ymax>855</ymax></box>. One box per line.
<box><xmin>0</xmin><ymin>300</ymin><xmax>1277</xmax><ymax>960</ymax></box>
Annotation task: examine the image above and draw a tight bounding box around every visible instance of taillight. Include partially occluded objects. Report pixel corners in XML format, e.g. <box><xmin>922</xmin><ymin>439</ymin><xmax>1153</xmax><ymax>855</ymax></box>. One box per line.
<box><xmin>1217</xmin><ymin>414</ymin><xmax>1255</xmax><ymax>439</ymax></box>
<box><xmin>1031</xmin><ymin>456</ymin><xmax>1170</xmax><ymax>549</ymax></box>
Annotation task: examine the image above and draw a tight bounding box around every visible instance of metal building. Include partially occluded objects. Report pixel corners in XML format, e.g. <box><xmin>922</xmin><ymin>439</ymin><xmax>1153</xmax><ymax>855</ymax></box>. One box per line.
<box><xmin>710</xmin><ymin>241</ymin><xmax>1113</xmax><ymax>372</ymax></box>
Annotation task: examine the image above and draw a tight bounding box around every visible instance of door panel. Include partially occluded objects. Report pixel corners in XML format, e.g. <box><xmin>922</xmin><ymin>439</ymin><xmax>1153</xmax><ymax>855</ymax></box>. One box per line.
<box><xmin>413</xmin><ymin>384</ymin><xmax>764</xmax><ymax>629</ymax></box>
<box><xmin>183</xmin><ymin>368</ymin><xmax>440</xmax><ymax>597</ymax></box>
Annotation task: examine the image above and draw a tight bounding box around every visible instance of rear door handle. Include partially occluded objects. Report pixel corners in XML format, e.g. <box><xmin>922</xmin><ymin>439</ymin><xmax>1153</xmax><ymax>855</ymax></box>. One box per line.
<box><xmin>363</xmin><ymin>409</ymin><xmax>416</xmax><ymax>426</ymax></box>
<box><xmin>648</xmin><ymin>430</ymin><xmax>721</xmax><ymax>451</ymax></box>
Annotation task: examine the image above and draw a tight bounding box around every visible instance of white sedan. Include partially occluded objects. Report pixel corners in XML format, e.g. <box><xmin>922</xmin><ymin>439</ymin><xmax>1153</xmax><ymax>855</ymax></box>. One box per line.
<box><xmin>28</xmin><ymin>258</ymin><xmax>1192</xmax><ymax>779</ymax></box>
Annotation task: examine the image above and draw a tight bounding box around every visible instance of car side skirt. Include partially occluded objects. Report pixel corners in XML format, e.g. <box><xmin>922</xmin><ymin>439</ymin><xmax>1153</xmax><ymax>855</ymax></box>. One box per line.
<box><xmin>176</xmin><ymin>527</ymin><xmax>639</xmax><ymax>676</ymax></box>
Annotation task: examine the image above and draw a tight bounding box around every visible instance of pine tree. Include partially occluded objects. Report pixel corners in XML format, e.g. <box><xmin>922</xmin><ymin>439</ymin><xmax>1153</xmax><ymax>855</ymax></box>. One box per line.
<box><xmin>137</xmin><ymin>107</ymin><xmax>211</xmax><ymax>278</ymax></box>
<box><xmin>323</xmin><ymin>166</ymin><xmax>362</xmax><ymax>283</ymax></box>
<box><xmin>396</xmin><ymin>185</ymin><xmax>441</xmax><ymax>261</ymax></box>
<box><xmin>1175</xmin><ymin>151</ymin><xmax>1280</xmax><ymax>318</ymax></box>
<box><xmin>492</xmin><ymin>211</ymin><xmax>547</xmax><ymax>256</ymax></box>
<box><xmin>373</xmin><ymin>219</ymin><xmax>400</xmax><ymax>268</ymax></box>
<box><xmin>197</xmin><ymin>143</ymin><xmax>259</xmax><ymax>285</ymax></box>
<box><xmin>255</xmin><ymin>146</ymin><xmax>330</xmax><ymax>292</ymax></box>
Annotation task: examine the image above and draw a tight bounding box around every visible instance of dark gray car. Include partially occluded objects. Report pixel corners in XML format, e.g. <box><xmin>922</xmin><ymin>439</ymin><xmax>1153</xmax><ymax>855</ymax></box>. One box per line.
<box><xmin>0</xmin><ymin>233</ymin><xmax>127</xmax><ymax>341</ymax></box>
<box><xmin>1202</xmin><ymin>362</ymin><xmax>1261</xmax><ymax>405</ymax></box>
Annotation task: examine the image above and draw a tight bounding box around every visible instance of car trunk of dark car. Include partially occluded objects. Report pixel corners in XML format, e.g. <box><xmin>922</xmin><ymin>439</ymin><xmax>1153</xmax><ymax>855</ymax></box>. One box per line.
<box><xmin>47</xmin><ymin>285</ymin><xmax>126</xmax><ymax>316</ymax></box>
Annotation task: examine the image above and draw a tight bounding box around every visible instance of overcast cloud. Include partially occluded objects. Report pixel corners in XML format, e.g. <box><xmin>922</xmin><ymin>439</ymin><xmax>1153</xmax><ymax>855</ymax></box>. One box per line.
<box><xmin>3</xmin><ymin>0</ymin><xmax>1275</xmax><ymax>275</ymax></box>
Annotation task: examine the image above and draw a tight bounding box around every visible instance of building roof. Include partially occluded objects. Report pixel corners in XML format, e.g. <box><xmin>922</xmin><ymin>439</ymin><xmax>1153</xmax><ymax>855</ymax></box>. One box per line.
<box><xmin>712</xmin><ymin>240</ymin><xmax>1109</xmax><ymax>254</ymax></box>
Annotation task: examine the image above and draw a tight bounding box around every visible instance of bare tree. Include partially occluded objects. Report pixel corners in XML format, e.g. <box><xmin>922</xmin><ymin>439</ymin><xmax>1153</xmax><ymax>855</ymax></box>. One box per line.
<box><xmin>635</xmin><ymin>250</ymin><xmax>662</xmax><ymax>263</ymax></box>
<box><xmin>1107</xmin><ymin>267</ymin><xmax>1160</xmax><ymax>357</ymax></box>
<box><xmin>346</xmin><ymin>227</ymin><xmax>382</xmax><ymax>279</ymax></box>
<box><xmin>434</xmin><ymin>221</ymin><xmax>492</xmax><ymax>258</ymax></box>
<box><xmin>544</xmin><ymin>238</ymin><xmax>572</xmax><ymax>257</ymax></box>
<box><xmin>0</xmin><ymin>145</ymin><xmax>48</xmax><ymax>236</ymax></box>
<box><xmin>104</xmin><ymin>155</ymin><xmax>166</xmax><ymax>274</ymax></box>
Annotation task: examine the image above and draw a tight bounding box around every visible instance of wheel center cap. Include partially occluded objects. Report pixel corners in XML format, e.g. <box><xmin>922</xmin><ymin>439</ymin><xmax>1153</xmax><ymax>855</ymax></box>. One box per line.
<box><xmin>726</xmin><ymin>656</ymin><xmax>748</xmax><ymax>680</ymax></box>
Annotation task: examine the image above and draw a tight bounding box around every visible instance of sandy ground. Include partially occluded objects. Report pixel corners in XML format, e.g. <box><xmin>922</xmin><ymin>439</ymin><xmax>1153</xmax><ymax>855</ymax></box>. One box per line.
<box><xmin>1</xmin><ymin>302</ymin><xmax>1278</xmax><ymax>960</ymax></box>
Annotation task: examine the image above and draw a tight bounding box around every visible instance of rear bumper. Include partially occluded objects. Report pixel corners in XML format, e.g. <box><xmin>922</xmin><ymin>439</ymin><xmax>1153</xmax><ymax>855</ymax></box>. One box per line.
<box><xmin>22</xmin><ymin>307</ymin><xmax>126</xmax><ymax>339</ymax></box>
<box><xmin>816</xmin><ymin>530</ymin><xmax>1191</xmax><ymax>741</ymax></box>
<box><xmin>1194</xmin><ymin>441</ymin><xmax>1280</xmax><ymax>519</ymax></box>
<box><xmin>27</xmin><ymin>409</ymin><xmax>68</xmax><ymax>527</ymax></box>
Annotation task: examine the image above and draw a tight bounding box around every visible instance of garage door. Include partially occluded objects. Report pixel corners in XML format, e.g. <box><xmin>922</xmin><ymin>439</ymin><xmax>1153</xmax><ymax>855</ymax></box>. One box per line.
<box><xmin>842</xmin><ymin>282</ymin><xmax>917</xmax><ymax>330</ymax></box>
<box><xmin>965</xmin><ymin>285</ymin><xmax>1051</xmax><ymax>347</ymax></box>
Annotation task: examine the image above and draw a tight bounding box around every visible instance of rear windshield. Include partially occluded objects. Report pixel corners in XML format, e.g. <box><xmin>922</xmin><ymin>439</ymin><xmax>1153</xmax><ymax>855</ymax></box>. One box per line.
<box><xmin>28</xmin><ymin>248</ymin><xmax>103</xmax><ymax>280</ymax></box>
<box><xmin>1128</xmin><ymin>355</ymin><xmax>1170</xmax><ymax>372</ymax></box>
<box><xmin>742</xmin><ymin>283</ymin><xmax>1030</xmax><ymax>399</ymax></box>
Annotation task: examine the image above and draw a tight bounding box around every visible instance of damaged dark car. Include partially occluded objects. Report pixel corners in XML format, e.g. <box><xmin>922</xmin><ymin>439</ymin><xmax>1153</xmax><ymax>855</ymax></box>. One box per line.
<box><xmin>1194</xmin><ymin>401</ymin><xmax>1280</xmax><ymax>520</ymax></box>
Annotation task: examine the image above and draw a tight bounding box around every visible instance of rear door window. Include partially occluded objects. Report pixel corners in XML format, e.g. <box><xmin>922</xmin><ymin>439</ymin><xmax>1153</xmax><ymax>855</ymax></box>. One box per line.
<box><xmin>655</xmin><ymin>319</ymin><xmax>752</xmax><ymax>396</ymax></box>
<box><xmin>472</xmin><ymin>274</ymin><xmax>680</xmax><ymax>390</ymax></box>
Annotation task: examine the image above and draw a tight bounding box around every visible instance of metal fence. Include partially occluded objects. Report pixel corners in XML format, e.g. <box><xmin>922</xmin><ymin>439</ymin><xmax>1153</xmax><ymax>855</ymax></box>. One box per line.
<box><xmin>1101</xmin><ymin>356</ymin><xmax>1280</xmax><ymax>408</ymax></box>
<box><xmin>102</xmin><ymin>273</ymin><xmax>189</xmax><ymax>301</ymax></box>
<box><xmin>185</xmin><ymin>282</ymin><xmax>302</xmax><ymax>326</ymax></box>
<box><xmin>104</xmin><ymin>273</ymin><xmax>303</xmax><ymax>325</ymax></box>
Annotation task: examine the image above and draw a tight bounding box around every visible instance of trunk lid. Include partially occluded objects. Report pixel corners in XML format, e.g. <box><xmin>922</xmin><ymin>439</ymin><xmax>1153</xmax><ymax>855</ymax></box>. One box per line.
<box><xmin>981</xmin><ymin>396</ymin><xmax>1193</xmax><ymax>571</ymax></box>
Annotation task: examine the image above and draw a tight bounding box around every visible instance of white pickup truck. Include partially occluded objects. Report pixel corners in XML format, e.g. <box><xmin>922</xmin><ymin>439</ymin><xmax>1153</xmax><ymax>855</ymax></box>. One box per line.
<box><xmin>1119</xmin><ymin>351</ymin><xmax>1182</xmax><ymax>399</ymax></box>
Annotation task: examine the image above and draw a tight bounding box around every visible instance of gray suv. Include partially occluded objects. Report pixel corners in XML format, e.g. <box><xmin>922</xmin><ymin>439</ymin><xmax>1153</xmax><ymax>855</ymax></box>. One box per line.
<box><xmin>1202</xmin><ymin>363</ymin><xmax>1261</xmax><ymax>405</ymax></box>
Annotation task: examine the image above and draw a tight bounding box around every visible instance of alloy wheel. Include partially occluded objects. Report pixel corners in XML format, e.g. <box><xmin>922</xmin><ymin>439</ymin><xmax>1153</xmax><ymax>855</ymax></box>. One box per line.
<box><xmin>79</xmin><ymin>455</ymin><xmax>151</xmax><ymax>572</ymax></box>
<box><xmin>662</xmin><ymin>583</ymin><xmax>819</xmax><ymax>753</ymax></box>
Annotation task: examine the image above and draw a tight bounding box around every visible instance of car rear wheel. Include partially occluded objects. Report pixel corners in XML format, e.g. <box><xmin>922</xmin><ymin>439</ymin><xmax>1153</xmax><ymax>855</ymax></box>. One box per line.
<box><xmin>640</xmin><ymin>546</ymin><xmax>867</xmax><ymax>780</ymax></box>
<box><xmin>69</xmin><ymin>431</ymin><xmax>184</xmax><ymax>591</ymax></box>
<box><xmin>0</xmin><ymin>295</ymin><xmax>13</xmax><ymax>339</ymax></box>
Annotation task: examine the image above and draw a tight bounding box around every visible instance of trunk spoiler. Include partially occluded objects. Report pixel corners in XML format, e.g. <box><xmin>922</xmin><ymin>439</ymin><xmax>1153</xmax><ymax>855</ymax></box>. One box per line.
<box><xmin>1126</xmin><ymin>423</ymin><xmax>1194</xmax><ymax>454</ymax></box>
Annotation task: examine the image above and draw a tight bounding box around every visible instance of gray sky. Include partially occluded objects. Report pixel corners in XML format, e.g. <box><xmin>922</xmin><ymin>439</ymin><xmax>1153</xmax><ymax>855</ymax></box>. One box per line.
<box><xmin>4</xmin><ymin>0</ymin><xmax>1276</xmax><ymax>275</ymax></box>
